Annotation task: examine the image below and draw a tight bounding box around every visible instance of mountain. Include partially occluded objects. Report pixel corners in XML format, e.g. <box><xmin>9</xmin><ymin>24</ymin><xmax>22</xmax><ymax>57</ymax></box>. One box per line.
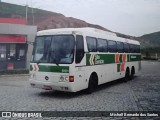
<box><xmin>0</xmin><ymin>2</ymin><xmax>110</xmax><ymax>32</ymax></box>
<box><xmin>0</xmin><ymin>2</ymin><xmax>135</xmax><ymax>38</ymax></box>
<box><xmin>138</xmin><ymin>31</ymin><xmax>160</xmax><ymax>48</ymax></box>
<box><xmin>0</xmin><ymin>2</ymin><xmax>160</xmax><ymax>55</ymax></box>
<box><xmin>138</xmin><ymin>32</ymin><xmax>160</xmax><ymax>55</ymax></box>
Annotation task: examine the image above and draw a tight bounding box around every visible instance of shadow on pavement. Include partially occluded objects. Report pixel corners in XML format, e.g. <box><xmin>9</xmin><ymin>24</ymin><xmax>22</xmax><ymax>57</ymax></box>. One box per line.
<box><xmin>36</xmin><ymin>76</ymin><xmax>138</xmax><ymax>98</ymax></box>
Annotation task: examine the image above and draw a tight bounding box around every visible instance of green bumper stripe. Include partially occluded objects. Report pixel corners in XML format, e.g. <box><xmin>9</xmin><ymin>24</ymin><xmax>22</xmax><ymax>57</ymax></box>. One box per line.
<box><xmin>30</xmin><ymin>65</ymin><xmax>69</xmax><ymax>73</ymax></box>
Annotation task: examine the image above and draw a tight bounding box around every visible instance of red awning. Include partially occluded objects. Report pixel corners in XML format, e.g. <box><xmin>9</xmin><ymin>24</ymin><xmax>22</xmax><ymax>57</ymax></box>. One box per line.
<box><xmin>0</xmin><ymin>35</ymin><xmax>26</xmax><ymax>43</ymax></box>
<box><xmin>0</xmin><ymin>18</ymin><xmax>27</xmax><ymax>24</ymax></box>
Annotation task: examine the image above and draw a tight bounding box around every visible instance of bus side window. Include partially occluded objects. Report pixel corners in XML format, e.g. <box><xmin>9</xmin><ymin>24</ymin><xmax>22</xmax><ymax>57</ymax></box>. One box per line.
<box><xmin>129</xmin><ymin>44</ymin><xmax>134</xmax><ymax>53</ymax></box>
<box><xmin>76</xmin><ymin>35</ymin><xmax>84</xmax><ymax>64</ymax></box>
<box><xmin>97</xmin><ymin>38</ymin><xmax>108</xmax><ymax>52</ymax></box>
<box><xmin>108</xmin><ymin>40</ymin><xmax>116</xmax><ymax>52</ymax></box>
<box><xmin>117</xmin><ymin>42</ymin><xmax>124</xmax><ymax>53</ymax></box>
<box><xmin>137</xmin><ymin>45</ymin><xmax>140</xmax><ymax>53</ymax></box>
<box><xmin>86</xmin><ymin>36</ymin><xmax>97</xmax><ymax>52</ymax></box>
<box><xmin>124</xmin><ymin>43</ymin><xmax>129</xmax><ymax>53</ymax></box>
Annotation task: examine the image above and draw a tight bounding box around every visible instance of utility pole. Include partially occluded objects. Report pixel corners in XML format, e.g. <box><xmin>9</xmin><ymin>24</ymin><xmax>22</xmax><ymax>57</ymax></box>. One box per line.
<box><xmin>25</xmin><ymin>5</ymin><xmax>28</xmax><ymax>21</ymax></box>
<box><xmin>31</xmin><ymin>7</ymin><xmax>34</xmax><ymax>25</ymax></box>
<box><xmin>31</xmin><ymin>0</ymin><xmax>34</xmax><ymax>25</ymax></box>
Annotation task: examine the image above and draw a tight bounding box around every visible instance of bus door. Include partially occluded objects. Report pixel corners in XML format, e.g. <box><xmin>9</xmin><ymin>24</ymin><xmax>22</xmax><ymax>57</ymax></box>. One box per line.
<box><xmin>75</xmin><ymin>35</ymin><xmax>86</xmax><ymax>89</ymax></box>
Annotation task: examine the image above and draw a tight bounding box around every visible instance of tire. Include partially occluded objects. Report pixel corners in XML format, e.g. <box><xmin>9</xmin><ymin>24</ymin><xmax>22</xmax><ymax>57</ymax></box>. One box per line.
<box><xmin>130</xmin><ymin>67</ymin><xmax>135</xmax><ymax>80</ymax></box>
<box><xmin>124</xmin><ymin>68</ymin><xmax>130</xmax><ymax>82</ymax></box>
<box><xmin>86</xmin><ymin>74</ymin><xmax>98</xmax><ymax>94</ymax></box>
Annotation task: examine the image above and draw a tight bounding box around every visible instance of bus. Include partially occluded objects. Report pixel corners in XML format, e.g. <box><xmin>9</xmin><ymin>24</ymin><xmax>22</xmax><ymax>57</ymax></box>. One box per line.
<box><xmin>29</xmin><ymin>27</ymin><xmax>141</xmax><ymax>93</ymax></box>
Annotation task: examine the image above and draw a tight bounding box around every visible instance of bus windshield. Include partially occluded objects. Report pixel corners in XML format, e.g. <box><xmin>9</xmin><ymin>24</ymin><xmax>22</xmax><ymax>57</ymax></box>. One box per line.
<box><xmin>32</xmin><ymin>35</ymin><xmax>75</xmax><ymax>64</ymax></box>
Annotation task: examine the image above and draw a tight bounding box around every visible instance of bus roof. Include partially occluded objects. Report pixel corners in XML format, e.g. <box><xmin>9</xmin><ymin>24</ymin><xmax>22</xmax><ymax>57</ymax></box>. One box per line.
<box><xmin>37</xmin><ymin>27</ymin><xmax>140</xmax><ymax>45</ymax></box>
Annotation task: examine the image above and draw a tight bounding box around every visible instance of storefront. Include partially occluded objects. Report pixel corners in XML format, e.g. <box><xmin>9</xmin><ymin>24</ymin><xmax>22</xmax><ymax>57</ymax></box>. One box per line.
<box><xmin>0</xmin><ymin>18</ymin><xmax>37</xmax><ymax>71</ymax></box>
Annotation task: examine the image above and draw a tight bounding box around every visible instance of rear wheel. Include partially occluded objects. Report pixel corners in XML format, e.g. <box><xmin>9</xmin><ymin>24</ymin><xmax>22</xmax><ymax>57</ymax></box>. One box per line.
<box><xmin>124</xmin><ymin>67</ymin><xmax>130</xmax><ymax>82</ymax></box>
<box><xmin>130</xmin><ymin>66</ymin><xmax>135</xmax><ymax>80</ymax></box>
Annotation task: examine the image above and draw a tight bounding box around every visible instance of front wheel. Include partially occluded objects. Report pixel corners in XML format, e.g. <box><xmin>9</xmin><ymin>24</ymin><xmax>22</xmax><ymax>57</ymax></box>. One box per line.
<box><xmin>86</xmin><ymin>74</ymin><xmax>98</xmax><ymax>94</ymax></box>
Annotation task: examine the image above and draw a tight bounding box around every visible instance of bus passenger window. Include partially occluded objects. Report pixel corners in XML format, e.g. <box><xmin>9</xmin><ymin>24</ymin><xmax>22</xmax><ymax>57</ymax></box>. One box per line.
<box><xmin>76</xmin><ymin>35</ymin><xmax>84</xmax><ymax>63</ymax></box>
<box><xmin>117</xmin><ymin>42</ymin><xmax>124</xmax><ymax>53</ymax></box>
<box><xmin>86</xmin><ymin>37</ymin><xmax>97</xmax><ymax>52</ymax></box>
<box><xmin>108</xmin><ymin>40</ymin><xmax>116</xmax><ymax>52</ymax></box>
<box><xmin>137</xmin><ymin>45</ymin><xmax>140</xmax><ymax>53</ymax></box>
<box><xmin>97</xmin><ymin>38</ymin><xmax>108</xmax><ymax>52</ymax></box>
<box><xmin>129</xmin><ymin>44</ymin><xmax>134</xmax><ymax>53</ymax></box>
<box><xmin>124</xmin><ymin>43</ymin><xmax>129</xmax><ymax>53</ymax></box>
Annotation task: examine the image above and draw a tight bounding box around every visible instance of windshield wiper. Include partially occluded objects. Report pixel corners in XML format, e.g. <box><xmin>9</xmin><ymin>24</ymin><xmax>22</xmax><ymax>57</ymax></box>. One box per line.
<box><xmin>37</xmin><ymin>56</ymin><xmax>44</xmax><ymax>64</ymax></box>
<box><xmin>54</xmin><ymin>59</ymin><xmax>59</xmax><ymax>66</ymax></box>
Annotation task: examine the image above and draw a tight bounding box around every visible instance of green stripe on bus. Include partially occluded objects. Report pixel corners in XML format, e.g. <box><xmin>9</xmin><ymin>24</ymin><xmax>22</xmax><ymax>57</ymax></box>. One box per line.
<box><xmin>129</xmin><ymin>54</ymin><xmax>141</xmax><ymax>62</ymax></box>
<box><xmin>86</xmin><ymin>54</ymin><xmax>141</xmax><ymax>66</ymax></box>
<box><xmin>86</xmin><ymin>54</ymin><xmax>115</xmax><ymax>65</ymax></box>
<box><xmin>117</xmin><ymin>64</ymin><xmax>121</xmax><ymax>72</ymax></box>
<box><xmin>30</xmin><ymin>65</ymin><xmax>69</xmax><ymax>73</ymax></box>
<box><xmin>119</xmin><ymin>54</ymin><xmax>123</xmax><ymax>63</ymax></box>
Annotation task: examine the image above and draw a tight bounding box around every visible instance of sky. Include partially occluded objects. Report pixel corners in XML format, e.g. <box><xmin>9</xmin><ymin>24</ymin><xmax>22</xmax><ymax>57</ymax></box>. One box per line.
<box><xmin>2</xmin><ymin>0</ymin><xmax>160</xmax><ymax>36</ymax></box>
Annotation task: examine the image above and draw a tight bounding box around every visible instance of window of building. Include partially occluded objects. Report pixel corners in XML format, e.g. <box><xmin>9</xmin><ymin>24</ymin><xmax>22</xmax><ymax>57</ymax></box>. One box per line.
<box><xmin>97</xmin><ymin>38</ymin><xmax>108</xmax><ymax>52</ymax></box>
<box><xmin>9</xmin><ymin>44</ymin><xmax>16</xmax><ymax>60</ymax></box>
<box><xmin>17</xmin><ymin>44</ymin><xmax>27</xmax><ymax>61</ymax></box>
<box><xmin>86</xmin><ymin>37</ymin><xmax>97</xmax><ymax>52</ymax></box>
<box><xmin>117</xmin><ymin>42</ymin><xmax>124</xmax><ymax>53</ymax></box>
<box><xmin>0</xmin><ymin>44</ymin><xmax>6</xmax><ymax>61</ymax></box>
<box><xmin>108</xmin><ymin>40</ymin><xmax>116</xmax><ymax>52</ymax></box>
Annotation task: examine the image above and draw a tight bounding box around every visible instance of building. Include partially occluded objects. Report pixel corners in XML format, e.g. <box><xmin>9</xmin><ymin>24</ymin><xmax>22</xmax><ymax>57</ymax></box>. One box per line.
<box><xmin>0</xmin><ymin>18</ymin><xmax>37</xmax><ymax>71</ymax></box>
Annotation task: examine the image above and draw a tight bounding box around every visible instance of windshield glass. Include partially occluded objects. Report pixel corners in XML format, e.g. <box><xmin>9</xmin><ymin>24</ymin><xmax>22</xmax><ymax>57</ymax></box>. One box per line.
<box><xmin>32</xmin><ymin>35</ymin><xmax>75</xmax><ymax>64</ymax></box>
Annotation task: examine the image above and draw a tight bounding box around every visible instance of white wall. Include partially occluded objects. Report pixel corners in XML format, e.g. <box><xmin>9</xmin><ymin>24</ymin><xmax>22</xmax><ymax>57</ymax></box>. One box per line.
<box><xmin>0</xmin><ymin>23</ymin><xmax>37</xmax><ymax>69</ymax></box>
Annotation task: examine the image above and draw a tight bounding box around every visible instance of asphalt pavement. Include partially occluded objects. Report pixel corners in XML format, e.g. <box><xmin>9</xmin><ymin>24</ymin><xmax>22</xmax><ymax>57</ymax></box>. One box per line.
<box><xmin>0</xmin><ymin>61</ymin><xmax>160</xmax><ymax>120</ymax></box>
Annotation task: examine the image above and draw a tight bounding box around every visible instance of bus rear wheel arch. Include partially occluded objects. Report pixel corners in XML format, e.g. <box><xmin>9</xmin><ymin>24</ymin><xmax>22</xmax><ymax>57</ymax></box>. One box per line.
<box><xmin>86</xmin><ymin>72</ymin><xmax>98</xmax><ymax>94</ymax></box>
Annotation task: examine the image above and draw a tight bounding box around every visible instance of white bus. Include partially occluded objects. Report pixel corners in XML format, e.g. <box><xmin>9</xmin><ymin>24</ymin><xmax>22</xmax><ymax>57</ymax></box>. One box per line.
<box><xmin>29</xmin><ymin>27</ymin><xmax>141</xmax><ymax>93</ymax></box>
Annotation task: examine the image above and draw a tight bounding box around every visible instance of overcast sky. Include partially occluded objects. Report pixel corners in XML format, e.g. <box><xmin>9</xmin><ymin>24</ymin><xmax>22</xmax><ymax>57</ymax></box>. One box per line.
<box><xmin>2</xmin><ymin>0</ymin><xmax>160</xmax><ymax>36</ymax></box>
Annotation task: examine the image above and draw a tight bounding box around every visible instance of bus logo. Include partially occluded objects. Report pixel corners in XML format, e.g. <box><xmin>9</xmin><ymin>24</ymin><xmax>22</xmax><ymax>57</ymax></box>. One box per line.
<box><xmin>89</xmin><ymin>54</ymin><xmax>104</xmax><ymax>65</ymax></box>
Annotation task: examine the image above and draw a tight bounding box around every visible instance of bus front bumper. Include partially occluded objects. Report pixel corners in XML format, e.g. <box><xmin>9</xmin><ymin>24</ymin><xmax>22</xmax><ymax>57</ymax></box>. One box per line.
<box><xmin>29</xmin><ymin>79</ymin><xmax>75</xmax><ymax>92</ymax></box>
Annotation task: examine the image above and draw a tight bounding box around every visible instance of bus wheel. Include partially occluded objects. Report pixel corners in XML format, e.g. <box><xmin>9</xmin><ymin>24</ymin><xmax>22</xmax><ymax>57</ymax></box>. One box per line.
<box><xmin>124</xmin><ymin>67</ymin><xmax>130</xmax><ymax>82</ymax></box>
<box><xmin>130</xmin><ymin>66</ymin><xmax>135</xmax><ymax>80</ymax></box>
<box><xmin>86</xmin><ymin>73</ymin><xmax>98</xmax><ymax>94</ymax></box>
